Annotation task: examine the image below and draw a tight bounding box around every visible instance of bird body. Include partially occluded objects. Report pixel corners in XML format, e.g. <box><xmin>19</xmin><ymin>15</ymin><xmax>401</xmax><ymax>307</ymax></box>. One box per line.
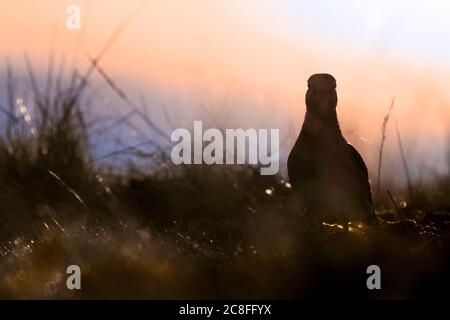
<box><xmin>288</xmin><ymin>74</ymin><xmax>376</xmax><ymax>225</ymax></box>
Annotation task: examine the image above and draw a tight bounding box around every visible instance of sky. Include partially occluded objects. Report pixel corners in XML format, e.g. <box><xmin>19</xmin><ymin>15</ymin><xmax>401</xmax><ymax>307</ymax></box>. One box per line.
<box><xmin>0</xmin><ymin>0</ymin><xmax>449</xmax><ymax>185</ymax></box>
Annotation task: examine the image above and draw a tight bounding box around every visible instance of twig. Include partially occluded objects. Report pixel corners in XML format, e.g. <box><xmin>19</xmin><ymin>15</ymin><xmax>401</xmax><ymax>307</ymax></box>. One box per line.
<box><xmin>89</xmin><ymin>58</ymin><xmax>170</xmax><ymax>142</ymax></box>
<box><xmin>386</xmin><ymin>189</ymin><xmax>399</xmax><ymax>212</ymax></box>
<box><xmin>68</xmin><ymin>0</ymin><xmax>146</xmax><ymax>107</ymax></box>
<box><xmin>395</xmin><ymin>120</ymin><xmax>413</xmax><ymax>202</ymax></box>
<box><xmin>46</xmin><ymin>169</ymin><xmax>89</xmax><ymax>210</ymax></box>
<box><xmin>377</xmin><ymin>97</ymin><xmax>395</xmax><ymax>195</ymax></box>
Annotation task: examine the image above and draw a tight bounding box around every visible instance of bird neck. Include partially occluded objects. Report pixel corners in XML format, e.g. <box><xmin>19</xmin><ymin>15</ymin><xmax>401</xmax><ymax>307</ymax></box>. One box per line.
<box><xmin>301</xmin><ymin>110</ymin><xmax>346</xmax><ymax>148</ymax></box>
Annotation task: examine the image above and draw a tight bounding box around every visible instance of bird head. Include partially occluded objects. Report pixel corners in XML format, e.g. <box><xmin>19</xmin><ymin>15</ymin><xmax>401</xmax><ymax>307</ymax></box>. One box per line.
<box><xmin>305</xmin><ymin>73</ymin><xmax>338</xmax><ymax>118</ymax></box>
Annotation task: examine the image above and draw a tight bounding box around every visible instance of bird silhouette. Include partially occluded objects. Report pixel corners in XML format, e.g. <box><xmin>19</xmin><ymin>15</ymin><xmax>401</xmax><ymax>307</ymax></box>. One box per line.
<box><xmin>288</xmin><ymin>74</ymin><xmax>377</xmax><ymax>228</ymax></box>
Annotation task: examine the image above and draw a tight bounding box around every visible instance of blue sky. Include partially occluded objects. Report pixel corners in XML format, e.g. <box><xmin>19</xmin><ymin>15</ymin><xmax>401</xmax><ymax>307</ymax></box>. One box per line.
<box><xmin>255</xmin><ymin>0</ymin><xmax>450</xmax><ymax>63</ymax></box>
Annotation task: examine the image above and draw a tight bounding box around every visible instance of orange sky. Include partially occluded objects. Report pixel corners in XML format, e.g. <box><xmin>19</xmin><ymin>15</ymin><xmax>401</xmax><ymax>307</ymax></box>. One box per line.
<box><xmin>1</xmin><ymin>0</ymin><xmax>449</xmax><ymax>183</ymax></box>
